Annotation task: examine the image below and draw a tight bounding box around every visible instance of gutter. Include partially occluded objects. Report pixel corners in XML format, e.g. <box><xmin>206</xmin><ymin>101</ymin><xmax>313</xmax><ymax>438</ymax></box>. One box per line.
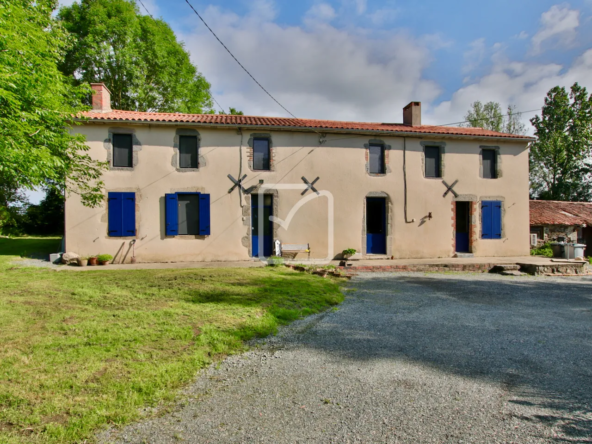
<box><xmin>76</xmin><ymin>118</ymin><xmax>536</xmax><ymax>143</ymax></box>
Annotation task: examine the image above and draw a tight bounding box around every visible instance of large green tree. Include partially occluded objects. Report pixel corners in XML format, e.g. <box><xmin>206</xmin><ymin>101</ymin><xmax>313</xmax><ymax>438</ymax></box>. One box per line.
<box><xmin>529</xmin><ymin>83</ymin><xmax>592</xmax><ymax>201</ymax></box>
<box><xmin>58</xmin><ymin>0</ymin><xmax>213</xmax><ymax>113</ymax></box>
<box><xmin>464</xmin><ymin>101</ymin><xmax>526</xmax><ymax>135</ymax></box>
<box><xmin>0</xmin><ymin>0</ymin><xmax>106</xmax><ymax>211</ymax></box>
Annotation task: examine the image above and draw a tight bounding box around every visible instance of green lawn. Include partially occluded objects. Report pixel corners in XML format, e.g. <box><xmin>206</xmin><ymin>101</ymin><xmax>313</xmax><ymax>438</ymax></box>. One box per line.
<box><xmin>0</xmin><ymin>238</ymin><xmax>344</xmax><ymax>443</ymax></box>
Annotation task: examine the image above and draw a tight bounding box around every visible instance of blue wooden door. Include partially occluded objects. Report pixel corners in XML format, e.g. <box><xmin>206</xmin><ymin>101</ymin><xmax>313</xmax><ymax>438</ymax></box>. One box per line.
<box><xmin>252</xmin><ymin>195</ymin><xmax>273</xmax><ymax>257</ymax></box>
<box><xmin>455</xmin><ymin>201</ymin><xmax>470</xmax><ymax>253</ymax></box>
<box><xmin>366</xmin><ymin>197</ymin><xmax>386</xmax><ymax>254</ymax></box>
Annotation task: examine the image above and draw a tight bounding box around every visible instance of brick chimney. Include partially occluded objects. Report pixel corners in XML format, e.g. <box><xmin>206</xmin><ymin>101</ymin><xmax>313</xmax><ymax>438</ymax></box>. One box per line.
<box><xmin>403</xmin><ymin>102</ymin><xmax>421</xmax><ymax>126</ymax></box>
<box><xmin>91</xmin><ymin>83</ymin><xmax>112</xmax><ymax>113</ymax></box>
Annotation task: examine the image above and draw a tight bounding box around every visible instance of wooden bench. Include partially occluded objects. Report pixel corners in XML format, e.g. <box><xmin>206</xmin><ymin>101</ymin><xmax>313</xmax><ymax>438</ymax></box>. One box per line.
<box><xmin>280</xmin><ymin>243</ymin><xmax>310</xmax><ymax>260</ymax></box>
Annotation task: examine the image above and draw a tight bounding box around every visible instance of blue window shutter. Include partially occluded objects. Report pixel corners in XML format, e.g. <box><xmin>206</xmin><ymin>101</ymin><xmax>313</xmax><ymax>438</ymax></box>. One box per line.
<box><xmin>122</xmin><ymin>192</ymin><xmax>136</xmax><ymax>236</ymax></box>
<box><xmin>481</xmin><ymin>201</ymin><xmax>493</xmax><ymax>239</ymax></box>
<box><xmin>165</xmin><ymin>193</ymin><xmax>179</xmax><ymax>236</ymax></box>
<box><xmin>108</xmin><ymin>192</ymin><xmax>123</xmax><ymax>237</ymax></box>
<box><xmin>199</xmin><ymin>193</ymin><xmax>211</xmax><ymax>235</ymax></box>
<box><xmin>492</xmin><ymin>201</ymin><xmax>502</xmax><ymax>239</ymax></box>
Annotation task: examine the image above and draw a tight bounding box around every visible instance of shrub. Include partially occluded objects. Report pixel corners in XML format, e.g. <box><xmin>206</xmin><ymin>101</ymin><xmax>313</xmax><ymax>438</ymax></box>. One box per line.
<box><xmin>530</xmin><ymin>243</ymin><xmax>553</xmax><ymax>257</ymax></box>
<box><xmin>97</xmin><ymin>254</ymin><xmax>113</xmax><ymax>262</ymax></box>
<box><xmin>342</xmin><ymin>248</ymin><xmax>356</xmax><ymax>257</ymax></box>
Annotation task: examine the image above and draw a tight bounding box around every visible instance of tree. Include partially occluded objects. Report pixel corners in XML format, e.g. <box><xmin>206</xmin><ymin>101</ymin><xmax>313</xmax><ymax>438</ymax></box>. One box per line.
<box><xmin>463</xmin><ymin>101</ymin><xmax>526</xmax><ymax>135</ymax></box>
<box><xmin>0</xmin><ymin>0</ymin><xmax>106</xmax><ymax>209</ymax></box>
<box><xmin>0</xmin><ymin>178</ymin><xmax>28</xmax><ymax>235</ymax></box>
<box><xmin>529</xmin><ymin>83</ymin><xmax>592</xmax><ymax>201</ymax></box>
<box><xmin>218</xmin><ymin>107</ymin><xmax>244</xmax><ymax>115</ymax></box>
<box><xmin>23</xmin><ymin>184</ymin><xmax>65</xmax><ymax>235</ymax></box>
<box><xmin>58</xmin><ymin>0</ymin><xmax>213</xmax><ymax>113</ymax></box>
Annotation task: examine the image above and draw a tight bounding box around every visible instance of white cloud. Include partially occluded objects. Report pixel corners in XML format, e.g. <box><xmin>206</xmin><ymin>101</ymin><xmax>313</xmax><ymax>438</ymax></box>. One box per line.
<box><xmin>426</xmin><ymin>49</ymin><xmax>592</xmax><ymax>131</ymax></box>
<box><xmin>366</xmin><ymin>7</ymin><xmax>399</xmax><ymax>26</ymax></box>
<box><xmin>531</xmin><ymin>4</ymin><xmax>580</xmax><ymax>54</ymax></box>
<box><xmin>463</xmin><ymin>38</ymin><xmax>486</xmax><ymax>73</ymax></box>
<box><xmin>517</xmin><ymin>31</ymin><xmax>529</xmax><ymax>39</ymax></box>
<box><xmin>304</xmin><ymin>3</ymin><xmax>336</xmax><ymax>26</ymax></box>
<box><xmin>181</xmin><ymin>6</ymin><xmax>440</xmax><ymax>122</ymax></box>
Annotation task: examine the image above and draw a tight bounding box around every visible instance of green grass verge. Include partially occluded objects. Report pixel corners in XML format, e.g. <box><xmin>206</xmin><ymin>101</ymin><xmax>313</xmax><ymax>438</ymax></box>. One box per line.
<box><xmin>0</xmin><ymin>238</ymin><xmax>344</xmax><ymax>443</ymax></box>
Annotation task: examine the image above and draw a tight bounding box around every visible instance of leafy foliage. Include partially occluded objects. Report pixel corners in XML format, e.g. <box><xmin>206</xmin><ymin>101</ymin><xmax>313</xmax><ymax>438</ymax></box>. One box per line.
<box><xmin>0</xmin><ymin>178</ymin><xmax>28</xmax><ymax>235</ymax></box>
<box><xmin>530</xmin><ymin>83</ymin><xmax>592</xmax><ymax>201</ymax></box>
<box><xmin>22</xmin><ymin>185</ymin><xmax>65</xmax><ymax>235</ymax></box>
<box><xmin>530</xmin><ymin>243</ymin><xmax>553</xmax><ymax>257</ymax></box>
<box><xmin>464</xmin><ymin>101</ymin><xmax>526</xmax><ymax>135</ymax></box>
<box><xmin>58</xmin><ymin>0</ymin><xmax>213</xmax><ymax>113</ymax></box>
<box><xmin>0</xmin><ymin>0</ymin><xmax>106</xmax><ymax>207</ymax></box>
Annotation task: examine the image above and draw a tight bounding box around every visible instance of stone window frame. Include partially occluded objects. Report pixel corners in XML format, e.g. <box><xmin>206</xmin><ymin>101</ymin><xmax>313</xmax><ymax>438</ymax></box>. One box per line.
<box><xmin>364</xmin><ymin>139</ymin><xmax>391</xmax><ymax>177</ymax></box>
<box><xmin>241</xmin><ymin>190</ymin><xmax>280</xmax><ymax>257</ymax></box>
<box><xmin>420</xmin><ymin>141</ymin><xmax>446</xmax><ymax>179</ymax></box>
<box><xmin>479</xmin><ymin>145</ymin><xmax>502</xmax><ymax>179</ymax></box>
<box><xmin>247</xmin><ymin>133</ymin><xmax>275</xmax><ymax>172</ymax></box>
<box><xmin>172</xmin><ymin>129</ymin><xmax>206</xmax><ymax>173</ymax></box>
<box><xmin>451</xmin><ymin>195</ymin><xmax>478</xmax><ymax>255</ymax></box>
<box><xmin>361</xmin><ymin>191</ymin><xmax>393</xmax><ymax>257</ymax></box>
<box><xmin>479</xmin><ymin>196</ymin><xmax>506</xmax><ymax>239</ymax></box>
<box><xmin>104</xmin><ymin>127</ymin><xmax>142</xmax><ymax>171</ymax></box>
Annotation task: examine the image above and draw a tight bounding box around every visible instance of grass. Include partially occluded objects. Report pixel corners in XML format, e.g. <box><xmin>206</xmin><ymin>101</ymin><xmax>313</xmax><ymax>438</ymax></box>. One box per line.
<box><xmin>0</xmin><ymin>237</ymin><xmax>344</xmax><ymax>443</ymax></box>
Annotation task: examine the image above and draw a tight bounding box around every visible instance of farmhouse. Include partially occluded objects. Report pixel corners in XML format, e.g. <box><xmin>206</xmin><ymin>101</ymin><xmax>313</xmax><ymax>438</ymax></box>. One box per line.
<box><xmin>530</xmin><ymin>200</ymin><xmax>592</xmax><ymax>254</ymax></box>
<box><xmin>64</xmin><ymin>84</ymin><xmax>534</xmax><ymax>263</ymax></box>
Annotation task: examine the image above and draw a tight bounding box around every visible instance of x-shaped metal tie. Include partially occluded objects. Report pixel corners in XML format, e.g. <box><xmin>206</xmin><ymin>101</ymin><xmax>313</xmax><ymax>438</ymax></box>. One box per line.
<box><xmin>442</xmin><ymin>179</ymin><xmax>459</xmax><ymax>198</ymax></box>
<box><xmin>301</xmin><ymin>176</ymin><xmax>320</xmax><ymax>195</ymax></box>
<box><xmin>228</xmin><ymin>174</ymin><xmax>247</xmax><ymax>194</ymax></box>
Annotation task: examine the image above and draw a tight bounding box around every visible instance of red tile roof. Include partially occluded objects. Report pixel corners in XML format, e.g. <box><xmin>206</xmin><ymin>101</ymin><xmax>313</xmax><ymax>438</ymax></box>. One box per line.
<box><xmin>530</xmin><ymin>200</ymin><xmax>592</xmax><ymax>226</ymax></box>
<box><xmin>81</xmin><ymin>110</ymin><xmax>534</xmax><ymax>140</ymax></box>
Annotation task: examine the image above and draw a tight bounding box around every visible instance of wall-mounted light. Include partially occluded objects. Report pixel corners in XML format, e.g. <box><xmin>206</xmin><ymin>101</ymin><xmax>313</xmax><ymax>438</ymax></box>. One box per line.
<box><xmin>428</xmin><ymin>212</ymin><xmax>432</xmax><ymax>220</ymax></box>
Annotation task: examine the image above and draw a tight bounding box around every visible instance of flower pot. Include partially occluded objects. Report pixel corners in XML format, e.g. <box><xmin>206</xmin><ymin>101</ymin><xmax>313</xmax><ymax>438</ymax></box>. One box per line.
<box><xmin>88</xmin><ymin>257</ymin><xmax>98</xmax><ymax>266</ymax></box>
<box><xmin>98</xmin><ymin>260</ymin><xmax>110</xmax><ymax>266</ymax></box>
<box><xmin>131</xmin><ymin>256</ymin><xmax>137</xmax><ymax>264</ymax></box>
<box><xmin>77</xmin><ymin>258</ymin><xmax>88</xmax><ymax>267</ymax></box>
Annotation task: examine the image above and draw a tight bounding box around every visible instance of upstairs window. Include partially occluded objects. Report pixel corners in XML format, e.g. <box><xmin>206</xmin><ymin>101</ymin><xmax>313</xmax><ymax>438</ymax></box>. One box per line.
<box><xmin>481</xmin><ymin>200</ymin><xmax>502</xmax><ymax>239</ymax></box>
<box><xmin>425</xmin><ymin>146</ymin><xmax>441</xmax><ymax>178</ymax></box>
<box><xmin>369</xmin><ymin>144</ymin><xmax>385</xmax><ymax>174</ymax></box>
<box><xmin>165</xmin><ymin>193</ymin><xmax>210</xmax><ymax>236</ymax></box>
<box><xmin>482</xmin><ymin>149</ymin><xmax>497</xmax><ymax>179</ymax></box>
<box><xmin>253</xmin><ymin>138</ymin><xmax>270</xmax><ymax>171</ymax></box>
<box><xmin>179</xmin><ymin>135</ymin><xmax>199</xmax><ymax>169</ymax></box>
<box><xmin>108</xmin><ymin>192</ymin><xmax>136</xmax><ymax>237</ymax></box>
<box><xmin>113</xmin><ymin>134</ymin><xmax>133</xmax><ymax>168</ymax></box>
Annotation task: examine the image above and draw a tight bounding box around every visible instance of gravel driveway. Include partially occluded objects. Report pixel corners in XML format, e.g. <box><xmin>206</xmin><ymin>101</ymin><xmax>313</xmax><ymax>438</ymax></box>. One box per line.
<box><xmin>100</xmin><ymin>273</ymin><xmax>592</xmax><ymax>443</ymax></box>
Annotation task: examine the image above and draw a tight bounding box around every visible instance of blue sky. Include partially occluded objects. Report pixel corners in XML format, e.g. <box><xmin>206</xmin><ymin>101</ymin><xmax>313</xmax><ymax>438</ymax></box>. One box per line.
<box><xmin>34</xmin><ymin>0</ymin><xmax>592</xmax><ymax>204</ymax></box>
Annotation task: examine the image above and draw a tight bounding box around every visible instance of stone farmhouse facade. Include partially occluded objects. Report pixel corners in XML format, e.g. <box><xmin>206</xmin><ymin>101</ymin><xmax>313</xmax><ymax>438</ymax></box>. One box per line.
<box><xmin>530</xmin><ymin>200</ymin><xmax>592</xmax><ymax>254</ymax></box>
<box><xmin>64</xmin><ymin>84</ymin><xmax>534</xmax><ymax>263</ymax></box>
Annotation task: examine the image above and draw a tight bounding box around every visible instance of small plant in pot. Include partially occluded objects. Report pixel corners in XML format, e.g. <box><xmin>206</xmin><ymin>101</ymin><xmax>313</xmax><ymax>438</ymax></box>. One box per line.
<box><xmin>77</xmin><ymin>257</ymin><xmax>89</xmax><ymax>267</ymax></box>
<box><xmin>88</xmin><ymin>255</ymin><xmax>98</xmax><ymax>266</ymax></box>
<box><xmin>97</xmin><ymin>254</ymin><xmax>113</xmax><ymax>265</ymax></box>
<box><xmin>342</xmin><ymin>248</ymin><xmax>357</xmax><ymax>259</ymax></box>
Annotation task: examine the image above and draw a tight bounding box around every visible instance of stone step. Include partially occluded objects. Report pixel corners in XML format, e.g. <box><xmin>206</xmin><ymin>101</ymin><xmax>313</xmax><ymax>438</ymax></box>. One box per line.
<box><xmin>490</xmin><ymin>264</ymin><xmax>521</xmax><ymax>273</ymax></box>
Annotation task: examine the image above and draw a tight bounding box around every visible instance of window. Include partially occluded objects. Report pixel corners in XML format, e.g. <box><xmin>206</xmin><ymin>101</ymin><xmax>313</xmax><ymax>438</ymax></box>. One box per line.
<box><xmin>108</xmin><ymin>192</ymin><xmax>136</xmax><ymax>237</ymax></box>
<box><xmin>253</xmin><ymin>138</ymin><xmax>270</xmax><ymax>171</ymax></box>
<box><xmin>179</xmin><ymin>135</ymin><xmax>198</xmax><ymax>169</ymax></box>
<box><xmin>165</xmin><ymin>193</ymin><xmax>210</xmax><ymax>236</ymax></box>
<box><xmin>369</xmin><ymin>144</ymin><xmax>385</xmax><ymax>174</ymax></box>
<box><xmin>424</xmin><ymin>146</ymin><xmax>441</xmax><ymax>178</ymax></box>
<box><xmin>482</xmin><ymin>149</ymin><xmax>497</xmax><ymax>179</ymax></box>
<box><xmin>481</xmin><ymin>200</ymin><xmax>502</xmax><ymax>239</ymax></box>
<box><xmin>112</xmin><ymin>134</ymin><xmax>133</xmax><ymax>168</ymax></box>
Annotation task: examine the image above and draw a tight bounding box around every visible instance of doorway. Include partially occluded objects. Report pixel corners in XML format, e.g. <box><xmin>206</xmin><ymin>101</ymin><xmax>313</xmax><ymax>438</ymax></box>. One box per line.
<box><xmin>251</xmin><ymin>194</ymin><xmax>273</xmax><ymax>257</ymax></box>
<box><xmin>366</xmin><ymin>197</ymin><xmax>387</xmax><ymax>255</ymax></box>
<box><xmin>455</xmin><ymin>201</ymin><xmax>470</xmax><ymax>253</ymax></box>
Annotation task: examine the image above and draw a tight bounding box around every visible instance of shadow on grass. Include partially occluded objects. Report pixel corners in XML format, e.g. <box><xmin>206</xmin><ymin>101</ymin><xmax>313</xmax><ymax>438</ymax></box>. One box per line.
<box><xmin>292</xmin><ymin>275</ymin><xmax>592</xmax><ymax>442</ymax></box>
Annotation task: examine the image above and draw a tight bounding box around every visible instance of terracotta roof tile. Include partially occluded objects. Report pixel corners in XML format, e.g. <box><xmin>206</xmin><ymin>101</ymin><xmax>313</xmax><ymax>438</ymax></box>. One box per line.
<box><xmin>80</xmin><ymin>110</ymin><xmax>534</xmax><ymax>140</ymax></box>
<box><xmin>530</xmin><ymin>200</ymin><xmax>592</xmax><ymax>225</ymax></box>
